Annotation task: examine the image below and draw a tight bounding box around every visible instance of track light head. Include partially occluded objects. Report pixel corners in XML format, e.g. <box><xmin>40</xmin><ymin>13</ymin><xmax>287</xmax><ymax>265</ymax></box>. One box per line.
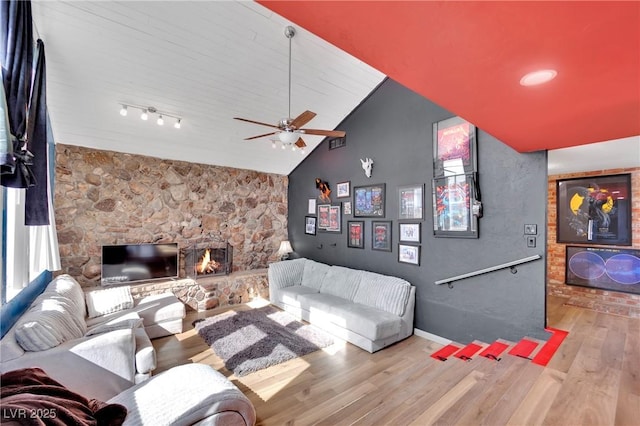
<box><xmin>120</xmin><ymin>105</ymin><xmax>128</xmax><ymax>116</ymax></box>
<box><xmin>157</xmin><ymin>115</ymin><xmax>164</xmax><ymax>126</ymax></box>
<box><xmin>141</xmin><ymin>109</ymin><xmax>148</xmax><ymax>120</ymax></box>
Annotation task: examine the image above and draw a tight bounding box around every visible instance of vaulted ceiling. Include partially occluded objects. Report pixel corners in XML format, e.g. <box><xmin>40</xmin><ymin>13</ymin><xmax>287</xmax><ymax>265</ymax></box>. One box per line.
<box><xmin>32</xmin><ymin>1</ymin><xmax>639</xmax><ymax>175</ymax></box>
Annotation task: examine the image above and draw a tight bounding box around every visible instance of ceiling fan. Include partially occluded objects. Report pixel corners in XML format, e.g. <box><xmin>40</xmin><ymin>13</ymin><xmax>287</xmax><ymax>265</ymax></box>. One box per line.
<box><xmin>234</xmin><ymin>26</ymin><xmax>346</xmax><ymax>150</ymax></box>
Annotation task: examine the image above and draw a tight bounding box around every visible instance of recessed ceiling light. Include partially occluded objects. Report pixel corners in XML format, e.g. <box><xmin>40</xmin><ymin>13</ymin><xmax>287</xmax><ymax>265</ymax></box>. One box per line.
<box><xmin>520</xmin><ymin>69</ymin><xmax>557</xmax><ymax>86</ymax></box>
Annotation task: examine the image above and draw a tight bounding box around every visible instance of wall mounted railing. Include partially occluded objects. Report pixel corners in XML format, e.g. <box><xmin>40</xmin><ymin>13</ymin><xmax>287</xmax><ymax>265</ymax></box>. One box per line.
<box><xmin>435</xmin><ymin>254</ymin><xmax>542</xmax><ymax>288</ymax></box>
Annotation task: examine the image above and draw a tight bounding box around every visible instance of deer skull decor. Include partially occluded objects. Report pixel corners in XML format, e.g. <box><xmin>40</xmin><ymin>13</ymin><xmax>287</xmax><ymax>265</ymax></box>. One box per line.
<box><xmin>360</xmin><ymin>158</ymin><xmax>374</xmax><ymax>178</ymax></box>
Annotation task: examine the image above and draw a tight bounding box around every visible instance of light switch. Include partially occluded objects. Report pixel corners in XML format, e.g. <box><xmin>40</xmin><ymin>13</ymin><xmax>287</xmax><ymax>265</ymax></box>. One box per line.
<box><xmin>527</xmin><ymin>236</ymin><xmax>536</xmax><ymax>248</ymax></box>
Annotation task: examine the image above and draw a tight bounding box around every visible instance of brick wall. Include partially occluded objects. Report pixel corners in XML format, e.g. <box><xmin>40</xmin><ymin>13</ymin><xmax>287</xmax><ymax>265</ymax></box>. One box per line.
<box><xmin>547</xmin><ymin>167</ymin><xmax>640</xmax><ymax>317</ymax></box>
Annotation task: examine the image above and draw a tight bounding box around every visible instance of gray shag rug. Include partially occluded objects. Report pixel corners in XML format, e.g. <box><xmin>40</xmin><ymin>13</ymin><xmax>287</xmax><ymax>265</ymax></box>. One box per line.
<box><xmin>194</xmin><ymin>305</ymin><xmax>334</xmax><ymax>377</ymax></box>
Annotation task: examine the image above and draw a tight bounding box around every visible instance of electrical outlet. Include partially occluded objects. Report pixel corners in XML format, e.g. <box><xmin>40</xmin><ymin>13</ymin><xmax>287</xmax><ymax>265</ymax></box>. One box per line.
<box><xmin>527</xmin><ymin>236</ymin><xmax>536</xmax><ymax>248</ymax></box>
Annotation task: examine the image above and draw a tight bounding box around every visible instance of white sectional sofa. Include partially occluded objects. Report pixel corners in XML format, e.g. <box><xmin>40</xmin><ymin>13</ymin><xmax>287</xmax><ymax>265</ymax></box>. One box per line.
<box><xmin>0</xmin><ymin>273</ymin><xmax>185</xmax><ymax>401</ymax></box>
<box><xmin>268</xmin><ymin>258</ymin><xmax>415</xmax><ymax>353</ymax></box>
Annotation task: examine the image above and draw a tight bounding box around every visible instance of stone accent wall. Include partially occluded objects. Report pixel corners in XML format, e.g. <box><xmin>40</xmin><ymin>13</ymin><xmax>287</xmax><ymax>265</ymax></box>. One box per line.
<box><xmin>547</xmin><ymin>167</ymin><xmax>640</xmax><ymax>318</ymax></box>
<box><xmin>84</xmin><ymin>269</ymin><xmax>269</xmax><ymax>312</ymax></box>
<box><xmin>54</xmin><ymin>144</ymin><xmax>288</xmax><ymax>288</ymax></box>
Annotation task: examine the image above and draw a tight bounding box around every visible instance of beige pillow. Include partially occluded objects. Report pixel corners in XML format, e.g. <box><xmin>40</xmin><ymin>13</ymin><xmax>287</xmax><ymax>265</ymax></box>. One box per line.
<box><xmin>85</xmin><ymin>286</ymin><xmax>134</xmax><ymax>319</ymax></box>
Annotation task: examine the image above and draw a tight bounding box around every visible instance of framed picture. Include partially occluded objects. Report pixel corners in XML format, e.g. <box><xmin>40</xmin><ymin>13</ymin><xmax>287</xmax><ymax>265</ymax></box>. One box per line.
<box><xmin>557</xmin><ymin>174</ymin><xmax>631</xmax><ymax>246</ymax></box>
<box><xmin>336</xmin><ymin>181</ymin><xmax>351</xmax><ymax>198</ymax></box>
<box><xmin>433</xmin><ymin>116</ymin><xmax>477</xmax><ymax>178</ymax></box>
<box><xmin>399</xmin><ymin>222</ymin><xmax>421</xmax><ymax>243</ymax></box>
<box><xmin>347</xmin><ymin>221</ymin><xmax>365</xmax><ymax>248</ymax></box>
<box><xmin>398</xmin><ymin>244</ymin><xmax>420</xmax><ymax>266</ymax></box>
<box><xmin>305</xmin><ymin>216</ymin><xmax>317</xmax><ymax>235</ymax></box>
<box><xmin>343</xmin><ymin>201</ymin><xmax>352</xmax><ymax>215</ymax></box>
<box><xmin>308</xmin><ymin>198</ymin><xmax>316</xmax><ymax>215</ymax></box>
<box><xmin>318</xmin><ymin>204</ymin><xmax>341</xmax><ymax>233</ymax></box>
<box><xmin>432</xmin><ymin>173</ymin><xmax>479</xmax><ymax>238</ymax></box>
<box><xmin>317</xmin><ymin>204</ymin><xmax>331</xmax><ymax>229</ymax></box>
<box><xmin>354</xmin><ymin>183</ymin><xmax>386</xmax><ymax>217</ymax></box>
<box><xmin>398</xmin><ymin>184</ymin><xmax>424</xmax><ymax>220</ymax></box>
<box><xmin>372</xmin><ymin>221</ymin><xmax>392</xmax><ymax>251</ymax></box>
<box><xmin>565</xmin><ymin>246</ymin><xmax>640</xmax><ymax>295</ymax></box>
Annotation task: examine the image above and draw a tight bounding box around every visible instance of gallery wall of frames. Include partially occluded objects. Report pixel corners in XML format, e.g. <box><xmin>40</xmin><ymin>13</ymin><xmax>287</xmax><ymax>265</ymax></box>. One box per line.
<box><xmin>286</xmin><ymin>79</ymin><xmax>549</xmax><ymax>344</ymax></box>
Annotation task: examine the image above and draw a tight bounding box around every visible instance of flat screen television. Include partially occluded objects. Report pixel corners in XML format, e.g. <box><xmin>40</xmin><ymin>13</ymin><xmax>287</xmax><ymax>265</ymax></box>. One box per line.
<box><xmin>101</xmin><ymin>243</ymin><xmax>179</xmax><ymax>285</ymax></box>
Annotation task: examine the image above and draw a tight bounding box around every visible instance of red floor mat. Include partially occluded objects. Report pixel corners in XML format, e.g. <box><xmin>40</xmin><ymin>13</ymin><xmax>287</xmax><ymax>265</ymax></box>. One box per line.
<box><xmin>431</xmin><ymin>344</ymin><xmax>460</xmax><ymax>361</ymax></box>
<box><xmin>454</xmin><ymin>343</ymin><xmax>483</xmax><ymax>361</ymax></box>
<box><xmin>479</xmin><ymin>341</ymin><xmax>509</xmax><ymax>361</ymax></box>
<box><xmin>508</xmin><ymin>339</ymin><xmax>539</xmax><ymax>359</ymax></box>
<box><xmin>532</xmin><ymin>327</ymin><xmax>569</xmax><ymax>366</ymax></box>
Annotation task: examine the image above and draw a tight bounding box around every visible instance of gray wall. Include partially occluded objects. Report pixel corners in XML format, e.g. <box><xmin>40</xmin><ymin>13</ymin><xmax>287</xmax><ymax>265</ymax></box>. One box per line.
<box><xmin>288</xmin><ymin>79</ymin><xmax>548</xmax><ymax>344</ymax></box>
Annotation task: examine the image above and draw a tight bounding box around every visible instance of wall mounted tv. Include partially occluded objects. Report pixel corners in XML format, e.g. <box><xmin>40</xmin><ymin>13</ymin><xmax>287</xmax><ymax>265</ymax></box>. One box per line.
<box><xmin>101</xmin><ymin>243</ymin><xmax>179</xmax><ymax>285</ymax></box>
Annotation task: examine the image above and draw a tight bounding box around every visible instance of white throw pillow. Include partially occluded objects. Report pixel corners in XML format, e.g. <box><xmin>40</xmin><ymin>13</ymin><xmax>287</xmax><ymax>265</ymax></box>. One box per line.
<box><xmin>43</xmin><ymin>274</ymin><xmax>86</xmax><ymax>329</ymax></box>
<box><xmin>14</xmin><ymin>296</ymin><xmax>86</xmax><ymax>351</ymax></box>
<box><xmin>85</xmin><ymin>286</ymin><xmax>134</xmax><ymax>319</ymax></box>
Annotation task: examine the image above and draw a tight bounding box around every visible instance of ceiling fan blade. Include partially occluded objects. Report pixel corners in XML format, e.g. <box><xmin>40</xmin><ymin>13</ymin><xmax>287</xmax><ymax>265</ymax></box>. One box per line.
<box><xmin>244</xmin><ymin>131</ymin><xmax>278</xmax><ymax>140</ymax></box>
<box><xmin>301</xmin><ymin>129</ymin><xmax>346</xmax><ymax>138</ymax></box>
<box><xmin>290</xmin><ymin>110</ymin><xmax>316</xmax><ymax>129</ymax></box>
<box><xmin>295</xmin><ymin>137</ymin><xmax>307</xmax><ymax>148</ymax></box>
<box><xmin>234</xmin><ymin>117</ymin><xmax>280</xmax><ymax>129</ymax></box>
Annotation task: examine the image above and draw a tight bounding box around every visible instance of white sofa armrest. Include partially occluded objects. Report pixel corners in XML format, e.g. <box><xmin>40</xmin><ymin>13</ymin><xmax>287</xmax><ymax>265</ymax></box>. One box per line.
<box><xmin>134</xmin><ymin>327</ymin><xmax>156</xmax><ymax>374</ymax></box>
<box><xmin>109</xmin><ymin>364</ymin><xmax>256</xmax><ymax>426</ymax></box>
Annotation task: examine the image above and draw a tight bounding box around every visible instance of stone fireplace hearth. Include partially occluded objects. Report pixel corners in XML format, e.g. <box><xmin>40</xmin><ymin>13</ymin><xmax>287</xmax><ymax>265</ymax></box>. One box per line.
<box><xmin>183</xmin><ymin>241</ymin><xmax>233</xmax><ymax>279</ymax></box>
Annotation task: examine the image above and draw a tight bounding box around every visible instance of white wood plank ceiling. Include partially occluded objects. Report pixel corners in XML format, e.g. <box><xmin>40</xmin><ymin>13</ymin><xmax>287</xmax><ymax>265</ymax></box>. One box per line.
<box><xmin>31</xmin><ymin>1</ymin><xmax>385</xmax><ymax>175</ymax></box>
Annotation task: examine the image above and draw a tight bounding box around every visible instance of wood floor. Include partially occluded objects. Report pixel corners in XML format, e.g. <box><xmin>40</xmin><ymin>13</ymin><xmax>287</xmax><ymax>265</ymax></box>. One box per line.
<box><xmin>153</xmin><ymin>295</ymin><xmax>640</xmax><ymax>425</ymax></box>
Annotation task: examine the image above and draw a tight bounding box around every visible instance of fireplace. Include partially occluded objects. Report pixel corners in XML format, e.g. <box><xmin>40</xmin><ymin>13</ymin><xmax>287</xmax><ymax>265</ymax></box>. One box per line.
<box><xmin>184</xmin><ymin>241</ymin><xmax>233</xmax><ymax>278</ymax></box>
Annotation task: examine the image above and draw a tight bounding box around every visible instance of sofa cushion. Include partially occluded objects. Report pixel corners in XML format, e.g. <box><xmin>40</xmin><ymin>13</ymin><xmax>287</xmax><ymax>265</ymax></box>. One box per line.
<box><xmin>14</xmin><ymin>295</ymin><xmax>86</xmax><ymax>351</ymax></box>
<box><xmin>301</xmin><ymin>259</ymin><xmax>331</xmax><ymax>290</ymax></box>
<box><xmin>108</xmin><ymin>364</ymin><xmax>256</xmax><ymax>426</ymax></box>
<box><xmin>85</xmin><ymin>312</ymin><xmax>143</xmax><ymax>337</ymax></box>
<box><xmin>319</xmin><ymin>266</ymin><xmax>362</xmax><ymax>301</ymax></box>
<box><xmin>134</xmin><ymin>293</ymin><xmax>185</xmax><ymax>326</ymax></box>
<box><xmin>86</xmin><ymin>286</ymin><xmax>134</xmax><ymax>319</ymax></box>
<box><xmin>277</xmin><ymin>286</ymin><xmax>320</xmax><ymax>307</ymax></box>
<box><xmin>330</xmin><ymin>303</ymin><xmax>402</xmax><ymax>341</ymax></box>
<box><xmin>353</xmin><ymin>271</ymin><xmax>412</xmax><ymax>316</ymax></box>
<box><xmin>297</xmin><ymin>293</ymin><xmax>352</xmax><ymax>314</ymax></box>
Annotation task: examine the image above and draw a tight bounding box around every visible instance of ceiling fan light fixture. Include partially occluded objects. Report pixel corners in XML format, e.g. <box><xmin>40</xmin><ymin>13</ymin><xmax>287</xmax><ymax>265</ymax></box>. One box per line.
<box><xmin>278</xmin><ymin>130</ymin><xmax>299</xmax><ymax>145</ymax></box>
<box><xmin>520</xmin><ymin>69</ymin><xmax>557</xmax><ymax>86</ymax></box>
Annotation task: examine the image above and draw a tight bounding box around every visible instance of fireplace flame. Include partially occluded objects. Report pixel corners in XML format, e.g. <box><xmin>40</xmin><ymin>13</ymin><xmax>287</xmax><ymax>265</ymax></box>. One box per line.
<box><xmin>198</xmin><ymin>249</ymin><xmax>221</xmax><ymax>274</ymax></box>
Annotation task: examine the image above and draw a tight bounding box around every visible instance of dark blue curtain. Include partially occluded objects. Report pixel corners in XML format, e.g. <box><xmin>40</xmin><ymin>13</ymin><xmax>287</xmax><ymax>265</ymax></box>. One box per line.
<box><xmin>1</xmin><ymin>0</ymin><xmax>34</xmax><ymax>187</ymax></box>
<box><xmin>24</xmin><ymin>39</ymin><xmax>48</xmax><ymax>225</ymax></box>
<box><xmin>1</xmin><ymin>0</ymin><xmax>49</xmax><ymax>225</ymax></box>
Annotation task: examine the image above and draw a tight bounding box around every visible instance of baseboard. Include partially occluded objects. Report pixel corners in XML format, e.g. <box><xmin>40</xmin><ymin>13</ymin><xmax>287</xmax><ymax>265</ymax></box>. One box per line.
<box><xmin>414</xmin><ymin>328</ymin><xmax>452</xmax><ymax>346</ymax></box>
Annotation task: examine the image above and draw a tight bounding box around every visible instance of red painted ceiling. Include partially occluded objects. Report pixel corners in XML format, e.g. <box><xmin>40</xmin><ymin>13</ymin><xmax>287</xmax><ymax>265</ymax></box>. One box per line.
<box><xmin>259</xmin><ymin>1</ymin><xmax>640</xmax><ymax>153</ymax></box>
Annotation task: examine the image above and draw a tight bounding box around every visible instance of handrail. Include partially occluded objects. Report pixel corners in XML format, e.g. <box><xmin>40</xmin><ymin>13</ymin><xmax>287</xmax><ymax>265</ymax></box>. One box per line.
<box><xmin>435</xmin><ymin>254</ymin><xmax>542</xmax><ymax>287</ymax></box>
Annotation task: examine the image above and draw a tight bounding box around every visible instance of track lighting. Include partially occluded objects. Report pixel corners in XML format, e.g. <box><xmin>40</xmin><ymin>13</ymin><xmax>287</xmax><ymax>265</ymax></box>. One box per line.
<box><xmin>118</xmin><ymin>103</ymin><xmax>182</xmax><ymax>129</ymax></box>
